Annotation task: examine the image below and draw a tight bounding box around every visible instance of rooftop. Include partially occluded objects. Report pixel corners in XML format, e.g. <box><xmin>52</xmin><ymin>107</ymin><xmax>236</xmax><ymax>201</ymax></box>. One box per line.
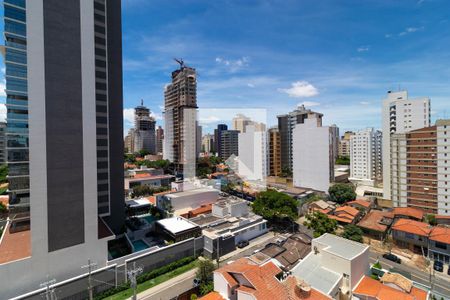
<box><xmin>199</xmin><ymin>292</ymin><xmax>224</xmax><ymax>300</ymax></box>
<box><xmin>314</xmin><ymin>233</ymin><xmax>369</xmax><ymax>259</ymax></box>
<box><xmin>0</xmin><ymin>222</ymin><xmax>31</xmax><ymax>265</ymax></box>
<box><xmin>347</xmin><ymin>199</ymin><xmax>371</xmax><ymax>208</ymax></box>
<box><xmin>156</xmin><ymin>217</ymin><xmax>199</xmax><ymax>234</ymax></box>
<box><xmin>392</xmin><ymin>207</ymin><xmax>425</xmax><ymax>221</ymax></box>
<box><xmin>357</xmin><ymin>210</ymin><xmax>393</xmax><ymax>232</ymax></box>
<box><xmin>391</xmin><ymin>219</ymin><xmax>432</xmax><ymax>237</ymax></box>
<box><xmin>353</xmin><ymin>276</ymin><xmax>427</xmax><ymax>300</ymax></box>
<box><xmin>165</xmin><ymin>188</ymin><xmax>218</xmax><ymax>198</ymax></box>
<box><xmin>429</xmin><ymin>226</ymin><xmax>450</xmax><ymax>244</ymax></box>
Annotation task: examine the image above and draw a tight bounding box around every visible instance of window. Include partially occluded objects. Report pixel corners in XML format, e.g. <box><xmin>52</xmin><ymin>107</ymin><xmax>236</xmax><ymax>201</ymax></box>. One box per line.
<box><xmin>4</xmin><ymin>6</ymin><xmax>26</xmax><ymax>22</ymax></box>
<box><xmin>5</xmin><ymin>19</ymin><xmax>26</xmax><ymax>36</ymax></box>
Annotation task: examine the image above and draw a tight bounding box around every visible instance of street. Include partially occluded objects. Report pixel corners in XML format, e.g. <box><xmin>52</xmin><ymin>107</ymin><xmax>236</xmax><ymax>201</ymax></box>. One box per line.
<box><xmin>137</xmin><ymin>269</ymin><xmax>197</xmax><ymax>300</ymax></box>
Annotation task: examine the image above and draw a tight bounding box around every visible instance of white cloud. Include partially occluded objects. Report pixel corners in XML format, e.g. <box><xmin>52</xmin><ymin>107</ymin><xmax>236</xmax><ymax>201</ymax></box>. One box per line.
<box><xmin>199</xmin><ymin>115</ymin><xmax>221</xmax><ymax>124</ymax></box>
<box><xmin>357</xmin><ymin>46</ymin><xmax>370</xmax><ymax>52</ymax></box>
<box><xmin>399</xmin><ymin>26</ymin><xmax>424</xmax><ymax>36</ymax></box>
<box><xmin>247</xmin><ymin>83</ymin><xmax>255</xmax><ymax>88</ymax></box>
<box><xmin>360</xmin><ymin>101</ymin><xmax>370</xmax><ymax>105</ymax></box>
<box><xmin>123</xmin><ymin>108</ymin><xmax>135</xmax><ymax>125</ymax></box>
<box><xmin>298</xmin><ymin>101</ymin><xmax>320</xmax><ymax>107</ymax></box>
<box><xmin>278</xmin><ymin>81</ymin><xmax>319</xmax><ymax>98</ymax></box>
<box><xmin>150</xmin><ymin>112</ymin><xmax>163</xmax><ymax>120</ymax></box>
<box><xmin>215</xmin><ymin>56</ymin><xmax>250</xmax><ymax>72</ymax></box>
<box><xmin>0</xmin><ymin>82</ymin><xmax>6</xmax><ymax>98</ymax></box>
<box><xmin>0</xmin><ymin>104</ymin><xmax>6</xmax><ymax>122</ymax></box>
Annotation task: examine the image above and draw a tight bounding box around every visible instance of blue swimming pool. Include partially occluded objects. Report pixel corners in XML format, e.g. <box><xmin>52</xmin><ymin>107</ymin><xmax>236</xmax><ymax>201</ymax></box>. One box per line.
<box><xmin>141</xmin><ymin>215</ymin><xmax>157</xmax><ymax>224</ymax></box>
<box><xmin>132</xmin><ymin>240</ymin><xmax>149</xmax><ymax>252</ymax></box>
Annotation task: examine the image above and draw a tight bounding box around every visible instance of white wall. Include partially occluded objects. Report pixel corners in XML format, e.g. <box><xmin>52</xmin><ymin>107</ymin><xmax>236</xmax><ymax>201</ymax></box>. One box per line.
<box><xmin>293</xmin><ymin>118</ymin><xmax>332</xmax><ymax>192</ymax></box>
<box><xmin>166</xmin><ymin>189</ymin><xmax>219</xmax><ymax>212</ymax></box>
<box><xmin>238</xmin><ymin>125</ymin><xmax>267</xmax><ymax>181</ymax></box>
<box><xmin>437</xmin><ymin>123</ymin><xmax>450</xmax><ymax>215</ymax></box>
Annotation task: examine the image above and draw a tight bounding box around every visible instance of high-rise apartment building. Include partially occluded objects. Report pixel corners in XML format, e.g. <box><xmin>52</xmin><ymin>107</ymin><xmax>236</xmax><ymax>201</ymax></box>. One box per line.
<box><xmin>330</xmin><ymin>124</ymin><xmax>340</xmax><ymax>161</ymax></box>
<box><xmin>220</xmin><ymin>130</ymin><xmax>239</xmax><ymax>160</ymax></box>
<box><xmin>382</xmin><ymin>91</ymin><xmax>431</xmax><ymax>203</ymax></box>
<box><xmin>0</xmin><ymin>122</ymin><xmax>6</xmax><ymax>163</ymax></box>
<box><xmin>202</xmin><ymin>133</ymin><xmax>215</xmax><ymax>153</ymax></box>
<box><xmin>214</xmin><ymin>124</ymin><xmax>228</xmax><ymax>157</ymax></box>
<box><xmin>124</xmin><ymin>128</ymin><xmax>135</xmax><ymax>153</ymax></box>
<box><xmin>0</xmin><ymin>0</ymin><xmax>124</xmax><ymax>297</ymax></box>
<box><xmin>238</xmin><ymin>125</ymin><xmax>267</xmax><ymax>181</ymax></box>
<box><xmin>293</xmin><ymin>117</ymin><xmax>334</xmax><ymax>192</ymax></box>
<box><xmin>339</xmin><ymin>131</ymin><xmax>354</xmax><ymax>157</ymax></box>
<box><xmin>133</xmin><ymin>101</ymin><xmax>156</xmax><ymax>154</ymax></box>
<box><xmin>163</xmin><ymin>60</ymin><xmax>197</xmax><ymax>177</ymax></box>
<box><xmin>390</xmin><ymin>121</ymin><xmax>450</xmax><ymax>215</ymax></box>
<box><xmin>268</xmin><ymin>127</ymin><xmax>281</xmax><ymax>176</ymax></box>
<box><xmin>156</xmin><ymin>125</ymin><xmax>164</xmax><ymax>154</ymax></box>
<box><xmin>277</xmin><ymin>105</ymin><xmax>323</xmax><ymax>171</ymax></box>
<box><xmin>196</xmin><ymin>123</ymin><xmax>202</xmax><ymax>157</ymax></box>
<box><xmin>350</xmin><ymin>128</ymin><xmax>382</xmax><ymax>186</ymax></box>
<box><xmin>232</xmin><ymin>114</ymin><xmax>252</xmax><ymax>133</ymax></box>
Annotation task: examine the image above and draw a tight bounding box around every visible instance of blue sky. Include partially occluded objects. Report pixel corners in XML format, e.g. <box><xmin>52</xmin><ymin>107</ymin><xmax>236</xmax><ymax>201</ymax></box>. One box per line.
<box><xmin>121</xmin><ymin>0</ymin><xmax>450</xmax><ymax>134</ymax></box>
<box><xmin>1</xmin><ymin>0</ymin><xmax>450</xmax><ymax>135</ymax></box>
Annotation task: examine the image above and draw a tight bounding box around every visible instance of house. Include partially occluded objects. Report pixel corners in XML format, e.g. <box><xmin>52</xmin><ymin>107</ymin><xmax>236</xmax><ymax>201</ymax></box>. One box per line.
<box><xmin>124</xmin><ymin>167</ymin><xmax>175</xmax><ymax>194</ymax></box>
<box><xmin>435</xmin><ymin>215</ymin><xmax>450</xmax><ymax>225</ymax></box>
<box><xmin>328</xmin><ymin>206</ymin><xmax>360</xmax><ymax>224</ymax></box>
<box><xmin>357</xmin><ymin>210</ymin><xmax>393</xmax><ymax>240</ymax></box>
<box><xmin>156</xmin><ymin>188</ymin><xmax>219</xmax><ymax>216</ymax></box>
<box><xmin>213</xmin><ymin>257</ymin><xmax>331</xmax><ymax>300</ymax></box>
<box><xmin>391</xmin><ymin>219</ymin><xmax>432</xmax><ymax>253</ymax></box>
<box><xmin>155</xmin><ymin>217</ymin><xmax>202</xmax><ymax>242</ymax></box>
<box><xmin>308</xmin><ymin>200</ymin><xmax>335</xmax><ymax>214</ymax></box>
<box><xmin>291</xmin><ymin>233</ymin><xmax>369</xmax><ymax>299</ymax></box>
<box><xmin>346</xmin><ymin>199</ymin><xmax>371</xmax><ymax>211</ymax></box>
<box><xmin>179</xmin><ymin>203</ymin><xmax>213</xmax><ymax>219</ymax></box>
<box><xmin>428</xmin><ymin>226</ymin><xmax>450</xmax><ymax>264</ymax></box>
<box><xmin>353</xmin><ymin>275</ymin><xmax>427</xmax><ymax>300</ymax></box>
<box><xmin>392</xmin><ymin>207</ymin><xmax>424</xmax><ymax>221</ymax></box>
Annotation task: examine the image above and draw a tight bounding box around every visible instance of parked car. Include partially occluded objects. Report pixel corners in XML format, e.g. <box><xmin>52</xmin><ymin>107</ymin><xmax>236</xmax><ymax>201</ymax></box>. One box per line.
<box><xmin>237</xmin><ymin>240</ymin><xmax>249</xmax><ymax>248</ymax></box>
<box><xmin>433</xmin><ymin>261</ymin><xmax>444</xmax><ymax>272</ymax></box>
<box><xmin>382</xmin><ymin>253</ymin><xmax>401</xmax><ymax>264</ymax></box>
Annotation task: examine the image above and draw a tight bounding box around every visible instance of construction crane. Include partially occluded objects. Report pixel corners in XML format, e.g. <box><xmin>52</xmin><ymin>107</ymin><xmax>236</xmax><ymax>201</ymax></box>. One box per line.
<box><xmin>174</xmin><ymin>58</ymin><xmax>185</xmax><ymax>69</ymax></box>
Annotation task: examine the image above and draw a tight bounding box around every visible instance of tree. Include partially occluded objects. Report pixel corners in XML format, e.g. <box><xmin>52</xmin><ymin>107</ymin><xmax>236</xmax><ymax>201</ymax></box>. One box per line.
<box><xmin>199</xmin><ymin>282</ymin><xmax>214</xmax><ymax>296</ymax></box>
<box><xmin>252</xmin><ymin>189</ymin><xmax>299</xmax><ymax>222</ymax></box>
<box><xmin>426</xmin><ymin>214</ymin><xmax>437</xmax><ymax>226</ymax></box>
<box><xmin>196</xmin><ymin>259</ymin><xmax>216</xmax><ymax>283</ymax></box>
<box><xmin>0</xmin><ymin>202</ymin><xmax>7</xmax><ymax>214</ymax></box>
<box><xmin>138</xmin><ymin>149</ymin><xmax>150</xmax><ymax>157</ymax></box>
<box><xmin>328</xmin><ymin>183</ymin><xmax>356</xmax><ymax>204</ymax></box>
<box><xmin>303</xmin><ymin>212</ymin><xmax>337</xmax><ymax>238</ymax></box>
<box><xmin>335</xmin><ymin>156</ymin><xmax>350</xmax><ymax>165</ymax></box>
<box><xmin>342</xmin><ymin>224</ymin><xmax>363</xmax><ymax>243</ymax></box>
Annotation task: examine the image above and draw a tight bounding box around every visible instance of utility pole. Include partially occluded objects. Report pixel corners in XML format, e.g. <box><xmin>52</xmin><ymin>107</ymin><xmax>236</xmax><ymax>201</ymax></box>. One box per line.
<box><xmin>40</xmin><ymin>277</ymin><xmax>57</xmax><ymax>300</ymax></box>
<box><xmin>81</xmin><ymin>259</ymin><xmax>97</xmax><ymax>300</ymax></box>
<box><xmin>127</xmin><ymin>262</ymin><xmax>143</xmax><ymax>300</ymax></box>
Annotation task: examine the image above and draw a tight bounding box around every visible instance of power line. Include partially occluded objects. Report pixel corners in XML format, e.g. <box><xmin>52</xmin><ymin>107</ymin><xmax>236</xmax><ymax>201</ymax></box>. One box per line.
<box><xmin>81</xmin><ymin>259</ymin><xmax>97</xmax><ymax>300</ymax></box>
<box><xmin>127</xmin><ymin>262</ymin><xmax>143</xmax><ymax>300</ymax></box>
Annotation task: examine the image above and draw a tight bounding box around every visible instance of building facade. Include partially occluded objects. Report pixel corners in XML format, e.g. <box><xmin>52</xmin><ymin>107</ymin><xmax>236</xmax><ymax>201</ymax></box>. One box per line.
<box><xmin>0</xmin><ymin>122</ymin><xmax>6</xmax><ymax>163</ymax></box>
<box><xmin>293</xmin><ymin>117</ymin><xmax>334</xmax><ymax>192</ymax></box>
<box><xmin>214</xmin><ymin>123</ymin><xmax>227</xmax><ymax>157</ymax></box>
<box><xmin>220</xmin><ymin>130</ymin><xmax>239</xmax><ymax>160</ymax></box>
<box><xmin>350</xmin><ymin>128</ymin><xmax>382</xmax><ymax>185</ymax></box>
<box><xmin>339</xmin><ymin>131</ymin><xmax>354</xmax><ymax>157</ymax></box>
<box><xmin>1</xmin><ymin>0</ymin><xmax>124</xmax><ymax>297</ymax></box>
<box><xmin>238</xmin><ymin>125</ymin><xmax>267</xmax><ymax>181</ymax></box>
<box><xmin>382</xmin><ymin>90</ymin><xmax>431</xmax><ymax>203</ymax></box>
<box><xmin>133</xmin><ymin>101</ymin><xmax>156</xmax><ymax>154</ymax></box>
<box><xmin>330</xmin><ymin>124</ymin><xmax>339</xmax><ymax>161</ymax></box>
<box><xmin>163</xmin><ymin>60</ymin><xmax>197</xmax><ymax>178</ymax></box>
<box><xmin>156</xmin><ymin>125</ymin><xmax>164</xmax><ymax>154</ymax></box>
<box><xmin>389</xmin><ymin>121</ymin><xmax>450</xmax><ymax>215</ymax></box>
<box><xmin>268</xmin><ymin>127</ymin><xmax>281</xmax><ymax>176</ymax></box>
<box><xmin>201</xmin><ymin>133</ymin><xmax>214</xmax><ymax>153</ymax></box>
<box><xmin>232</xmin><ymin>113</ymin><xmax>252</xmax><ymax>133</ymax></box>
<box><xmin>277</xmin><ymin>105</ymin><xmax>323</xmax><ymax>171</ymax></box>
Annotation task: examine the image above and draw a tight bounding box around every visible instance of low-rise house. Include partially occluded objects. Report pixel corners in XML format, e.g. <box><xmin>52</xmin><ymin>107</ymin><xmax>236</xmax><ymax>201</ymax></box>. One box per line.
<box><xmin>308</xmin><ymin>200</ymin><xmax>336</xmax><ymax>214</ymax></box>
<box><xmin>212</xmin><ymin>257</ymin><xmax>331</xmax><ymax>300</ymax></box>
<box><xmin>291</xmin><ymin>233</ymin><xmax>369</xmax><ymax>299</ymax></box>
<box><xmin>346</xmin><ymin>199</ymin><xmax>371</xmax><ymax>211</ymax></box>
<box><xmin>124</xmin><ymin>167</ymin><xmax>174</xmax><ymax>195</ymax></box>
<box><xmin>328</xmin><ymin>206</ymin><xmax>360</xmax><ymax>224</ymax></box>
<box><xmin>391</xmin><ymin>219</ymin><xmax>432</xmax><ymax>253</ymax></box>
<box><xmin>435</xmin><ymin>215</ymin><xmax>450</xmax><ymax>225</ymax></box>
<box><xmin>155</xmin><ymin>217</ymin><xmax>202</xmax><ymax>242</ymax></box>
<box><xmin>392</xmin><ymin>207</ymin><xmax>425</xmax><ymax>221</ymax></box>
<box><xmin>190</xmin><ymin>197</ymin><xmax>268</xmax><ymax>258</ymax></box>
<box><xmin>156</xmin><ymin>188</ymin><xmax>219</xmax><ymax>216</ymax></box>
<box><xmin>429</xmin><ymin>226</ymin><xmax>450</xmax><ymax>264</ymax></box>
<box><xmin>357</xmin><ymin>210</ymin><xmax>393</xmax><ymax>240</ymax></box>
<box><xmin>179</xmin><ymin>203</ymin><xmax>213</xmax><ymax>219</ymax></box>
<box><xmin>353</xmin><ymin>275</ymin><xmax>427</xmax><ymax>300</ymax></box>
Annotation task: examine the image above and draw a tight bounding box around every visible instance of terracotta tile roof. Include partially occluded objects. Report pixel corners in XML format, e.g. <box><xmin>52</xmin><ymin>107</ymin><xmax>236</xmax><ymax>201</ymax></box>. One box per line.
<box><xmin>347</xmin><ymin>199</ymin><xmax>371</xmax><ymax>208</ymax></box>
<box><xmin>199</xmin><ymin>291</ymin><xmax>224</xmax><ymax>300</ymax></box>
<box><xmin>392</xmin><ymin>207</ymin><xmax>424</xmax><ymax>220</ymax></box>
<box><xmin>354</xmin><ymin>276</ymin><xmax>427</xmax><ymax>300</ymax></box>
<box><xmin>391</xmin><ymin>219</ymin><xmax>432</xmax><ymax>237</ymax></box>
<box><xmin>0</xmin><ymin>223</ymin><xmax>31</xmax><ymax>264</ymax></box>
<box><xmin>147</xmin><ymin>196</ymin><xmax>156</xmax><ymax>205</ymax></box>
<box><xmin>335</xmin><ymin>205</ymin><xmax>359</xmax><ymax>216</ymax></box>
<box><xmin>429</xmin><ymin>226</ymin><xmax>450</xmax><ymax>244</ymax></box>
<box><xmin>357</xmin><ymin>210</ymin><xmax>392</xmax><ymax>232</ymax></box>
<box><xmin>328</xmin><ymin>215</ymin><xmax>353</xmax><ymax>224</ymax></box>
<box><xmin>435</xmin><ymin>215</ymin><xmax>450</xmax><ymax>220</ymax></box>
<box><xmin>215</xmin><ymin>258</ymin><xmax>330</xmax><ymax>300</ymax></box>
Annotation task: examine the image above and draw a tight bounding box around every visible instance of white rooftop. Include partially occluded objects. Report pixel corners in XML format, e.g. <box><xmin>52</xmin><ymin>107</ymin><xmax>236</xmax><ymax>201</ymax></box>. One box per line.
<box><xmin>165</xmin><ymin>188</ymin><xmax>217</xmax><ymax>198</ymax></box>
<box><xmin>156</xmin><ymin>217</ymin><xmax>198</xmax><ymax>234</ymax></box>
<box><xmin>126</xmin><ymin>198</ymin><xmax>151</xmax><ymax>208</ymax></box>
<box><xmin>314</xmin><ymin>233</ymin><xmax>369</xmax><ymax>260</ymax></box>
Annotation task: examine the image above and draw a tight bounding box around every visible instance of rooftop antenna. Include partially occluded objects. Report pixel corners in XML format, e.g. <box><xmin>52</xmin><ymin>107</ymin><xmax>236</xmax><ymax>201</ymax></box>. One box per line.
<box><xmin>174</xmin><ymin>58</ymin><xmax>185</xmax><ymax>69</ymax></box>
<box><xmin>141</xmin><ymin>99</ymin><xmax>144</xmax><ymax>106</ymax></box>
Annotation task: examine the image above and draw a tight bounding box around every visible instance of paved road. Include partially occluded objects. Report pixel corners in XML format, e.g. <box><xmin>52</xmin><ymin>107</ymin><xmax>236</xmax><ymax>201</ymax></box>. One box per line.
<box><xmin>137</xmin><ymin>269</ymin><xmax>197</xmax><ymax>300</ymax></box>
<box><xmin>369</xmin><ymin>252</ymin><xmax>450</xmax><ymax>298</ymax></box>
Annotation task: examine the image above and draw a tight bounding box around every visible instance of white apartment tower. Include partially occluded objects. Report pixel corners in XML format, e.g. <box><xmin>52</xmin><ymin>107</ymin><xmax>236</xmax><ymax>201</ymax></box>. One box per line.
<box><xmin>293</xmin><ymin>117</ymin><xmax>334</xmax><ymax>192</ymax></box>
<box><xmin>350</xmin><ymin>128</ymin><xmax>382</xmax><ymax>186</ymax></box>
<box><xmin>238</xmin><ymin>125</ymin><xmax>267</xmax><ymax>181</ymax></box>
<box><xmin>382</xmin><ymin>91</ymin><xmax>430</xmax><ymax>203</ymax></box>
